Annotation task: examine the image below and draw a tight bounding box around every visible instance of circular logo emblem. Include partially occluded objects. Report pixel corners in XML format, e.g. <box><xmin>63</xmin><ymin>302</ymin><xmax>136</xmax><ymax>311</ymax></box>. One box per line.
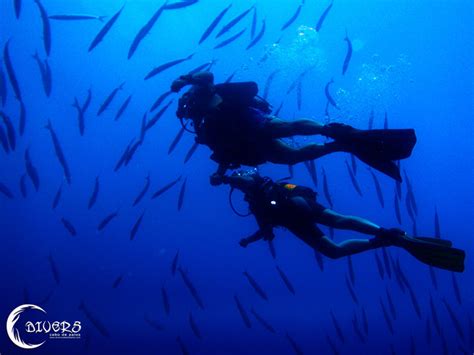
<box><xmin>6</xmin><ymin>304</ymin><xmax>47</xmax><ymax>349</ymax></box>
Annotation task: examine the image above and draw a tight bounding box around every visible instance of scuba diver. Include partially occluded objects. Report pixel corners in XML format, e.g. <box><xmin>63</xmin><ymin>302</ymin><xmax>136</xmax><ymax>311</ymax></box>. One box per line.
<box><xmin>171</xmin><ymin>71</ymin><xmax>417</xmax><ymax>183</ymax></box>
<box><xmin>212</xmin><ymin>170</ymin><xmax>465</xmax><ymax>272</ymax></box>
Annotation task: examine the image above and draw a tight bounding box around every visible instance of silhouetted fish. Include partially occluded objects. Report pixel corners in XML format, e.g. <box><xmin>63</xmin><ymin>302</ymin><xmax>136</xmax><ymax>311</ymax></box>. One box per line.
<box><xmin>246</xmin><ymin>19</ymin><xmax>266</xmax><ymax>50</ymax></box>
<box><xmin>145</xmin><ymin>53</ymin><xmax>194</xmax><ymax>80</ymax></box>
<box><xmin>19</xmin><ymin>174</ymin><xmax>27</xmax><ymax>198</ymax></box>
<box><xmin>381</xmin><ymin>248</ymin><xmax>391</xmax><ymax>278</ymax></box>
<box><xmin>19</xmin><ymin>100</ymin><xmax>26</xmax><ymax>135</ymax></box>
<box><xmin>347</xmin><ymin>255</ymin><xmax>355</xmax><ymax>285</ymax></box>
<box><xmin>52</xmin><ymin>184</ymin><xmax>62</xmax><ymax>209</ymax></box>
<box><xmin>315</xmin><ymin>1</ymin><xmax>333</xmax><ymax>32</ymax></box>
<box><xmin>130</xmin><ymin>211</ymin><xmax>145</xmax><ymax>240</ymax></box>
<box><xmin>97</xmin><ymin>210</ymin><xmax>119</xmax><ymax>231</ymax></box>
<box><xmin>0</xmin><ymin>65</ymin><xmax>6</xmax><ymax>105</ymax></box>
<box><xmin>176</xmin><ymin>336</ymin><xmax>189</xmax><ymax>355</ymax></box>
<box><xmin>250</xmin><ymin>308</ymin><xmax>275</xmax><ymax>333</ymax></box>
<box><xmin>326</xmin><ymin>334</ymin><xmax>339</xmax><ymax>355</ymax></box>
<box><xmin>112</xmin><ymin>274</ymin><xmax>123</xmax><ymax>288</ymax></box>
<box><xmin>49</xmin><ymin>14</ymin><xmax>106</xmax><ymax>21</ymax></box>
<box><xmin>177</xmin><ymin>178</ymin><xmax>187</xmax><ymax>211</ymax></box>
<box><xmin>368</xmin><ymin>169</ymin><xmax>384</xmax><ymax>208</ymax></box>
<box><xmin>404</xmin><ymin>170</ymin><xmax>418</xmax><ymax>215</ymax></box>
<box><xmin>199</xmin><ymin>4</ymin><xmax>232</xmax><ymax>44</ymax></box>
<box><xmin>184</xmin><ymin>141</ymin><xmax>199</xmax><ymax>163</ymax></box>
<box><xmin>189</xmin><ymin>312</ymin><xmax>202</xmax><ymax>339</ymax></box>
<box><xmin>133</xmin><ymin>173</ymin><xmax>150</xmax><ymax>206</ymax></box>
<box><xmin>345</xmin><ymin>275</ymin><xmax>358</xmax><ymax>304</ymax></box>
<box><xmin>88</xmin><ymin>176</ymin><xmax>99</xmax><ymax>209</ymax></box>
<box><xmin>407</xmin><ymin>286</ymin><xmax>422</xmax><ymax>319</ymax></box>
<box><xmin>72</xmin><ymin>98</ymin><xmax>85</xmax><ymax>135</ymax></box>
<box><xmin>296</xmin><ymin>80</ymin><xmax>302</xmax><ymax>110</ymax></box>
<box><xmin>350</xmin><ymin>154</ymin><xmax>357</xmax><ymax>175</ymax></box>
<box><xmin>405</xmin><ymin>192</ymin><xmax>415</xmax><ymax>223</ymax></box>
<box><xmin>329</xmin><ymin>310</ymin><xmax>345</xmax><ymax>343</ymax></box>
<box><xmin>214</xmin><ymin>28</ymin><xmax>247</xmax><ymax>49</ymax></box>
<box><xmin>379</xmin><ymin>298</ymin><xmax>394</xmax><ymax>334</ymax></box>
<box><xmin>250</xmin><ymin>7</ymin><xmax>257</xmax><ymax>39</ymax></box>
<box><xmin>114</xmin><ymin>139</ymin><xmax>134</xmax><ymax>172</ymax></box>
<box><xmin>441</xmin><ymin>298</ymin><xmax>465</xmax><ymax>341</ymax></box>
<box><xmin>34</xmin><ymin>0</ymin><xmax>51</xmax><ymax>56</ymax></box>
<box><xmin>215</xmin><ymin>5</ymin><xmax>254</xmax><ymax>38</ymax></box>
<box><xmin>150</xmin><ymin>90</ymin><xmax>173</xmax><ymax>112</ymax></box>
<box><xmin>0</xmin><ymin>182</ymin><xmax>14</xmax><ymax>199</ymax></box>
<box><xmin>24</xmin><ymin>148</ymin><xmax>40</xmax><ymax>191</ymax></box>
<box><xmin>3</xmin><ymin>40</ymin><xmax>22</xmax><ymax>101</ymax></box>
<box><xmin>361</xmin><ymin>308</ymin><xmax>369</xmax><ymax>336</ymax></box>
<box><xmin>152</xmin><ymin>176</ymin><xmax>182</xmax><ymax>199</ymax></box>
<box><xmin>0</xmin><ymin>125</ymin><xmax>9</xmax><ymax>153</ymax></box>
<box><xmin>243</xmin><ymin>270</ymin><xmax>268</xmax><ymax>301</ymax></box>
<box><xmin>385</xmin><ymin>287</ymin><xmax>396</xmax><ymax>319</ymax></box>
<box><xmin>0</xmin><ymin>111</ymin><xmax>15</xmax><ymax>150</ymax></box>
<box><xmin>276</xmin><ymin>265</ymin><xmax>295</xmax><ymax>295</ymax></box>
<box><xmin>234</xmin><ymin>294</ymin><xmax>251</xmax><ymax>328</ymax></box>
<box><xmin>286</xmin><ymin>332</ymin><xmax>304</xmax><ymax>355</ymax></box>
<box><xmin>304</xmin><ymin>160</ymin><xmax>318</xmax><ymax>187</ymax></box>
<box><xmin>82</xmin><ymin>88</ymin><xmax>92</xmax><ymax>112</ymax></box>
<box><xmin>281</xmin><ymin>4</ymin><xmax>302</xmax><ymax>31</ymax></box>
<box><xmin>14</xmin><ymin>0</ymin><xmax>21</xmax><ymax>18</ymax></box>
<box><xmin>48</xmin><ymin>253</ymin><xmax>60</xmax><ymax>284</ymax></box>
<box><xmin>342</xmin><ymin>30</ymin><xmax>352</xmax><ymax>75</ymax></box>
<box><xmin>324</xmin><ymin>78</ymin><xmax>339</xmax><ymax>110</ymax></box>
<box><xmin>429</xmin><ymin>265</ymin><xmax>437</xmax><ymax>290</ymax></box>
<box><xmin>262</xmin><ymin>69</ymin><xmax>280</xmax><ymax>100</ymax></box>
<box><xmin>97</xmin><ymin>82</ymin><xmax>124</xmax><ymax>116</ymax></box>
<box><xmin>268</xmin><ymin>240</ymin><xmax>276</xmax><ymax>259</ymax></box>
<box><xmin>45</xmin><ymin>120</ymin><xmax>71</xmax><ymax>184</ymax></box>
<box><xmin>352</xmin><ymin>313</ymin><xmax>366</xmax><ymax>343</ymax></box>
<box><xmin>163</xmin><ymin>0</ymin><xmax>199</xmax><ymax>10</ymax></box>
<box><xmin>451</xmin><ymin>273</ymin><xmax>462</xmax><ymax>304</ymax></box>
<box><xmin>61</xmin><ymin>217</ymin><xmax>76</xmax><ymax>236</ymax></box>
<box><xmin>434</xmin><ymin>207</ymin><xmax>441</xmax><ymax>238</ymax></box>
<box><xmin>32</xmin><ymin>52</ymin><xmax>51</xmax><ymax>97</ymax></box>
<box><xmin>374</xmin><ymin>250</ymin><xmax>384</xmax><ymax>279</ymax></box>
<box><xmin>171</xmin><ymin>250</ymin><xmax>179</xmax><ymax>276</ymax></box>
<box><xmin>145</xmin><ymin>100</ymin><xmax>173</xmax><ymax>131</ymax></box>
<box><xmin>410</xmin><ymin>336</ymin><xmax>416</xmax><ymax>355</ymax></box>
<box><xmin>188</xmin><ymin>59</ymin><xmax>216</xmax><ymax>75</ymax></box>
<box><xmin>394</xmin><ymin>190</ymin><xmax>402</xmax><ymax>224</ymax></box>
<box><xmin>178</xmin><ymin>267</ymin><xmax>205</xmax><ymax>309</ymax></box>
<box><xmin>168</xmin><ymin>125</ymin><xmax>187</xmax><ymax>155</ymax></box>
<box><xmin>79</xmin><ymin>301</ymin><xmax>110</xmax><ymax>337</ymax></box>
<box><xmin>162</xmin><ymin>286</ymin><xmax>170</xmax><ymax>315</ymax></box>
<box><xmin>322</xmin><ymin>167</ymin><xmax>333</xmax><ymax>208</ymax></box>
<box><xmin>115</xmin><ymin>95</ymin><xmax>132</xmax><ymax>121</ymax></box>
<box><xmin>89</xmin><ymin>4</ymin><xmax>125</xmax><ymax>52</ymax></box>
<box><xmin>345</xmin><ymin>160</ymin><xmax>362</xmax><ymax>196</ymax></box>
<box><xmin>128</xmin><ymin>4</ymin><xmax>165</xmax><ymax>59</ymax></box>
<box><xmin>315</xmin><ymin>250</ymin><xmax>324</xmax><ymax>271</ymax></box>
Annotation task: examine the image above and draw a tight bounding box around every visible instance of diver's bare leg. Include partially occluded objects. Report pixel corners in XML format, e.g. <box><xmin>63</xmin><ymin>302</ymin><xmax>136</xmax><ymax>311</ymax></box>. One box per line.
<box><xmin>316</xmin><ymin>209</ymin><xmax>381</xmax><ymax>235</ymax></box>
<box><xmin>267</xmin><ymin>140</ymin><xmax>346</xmax><ymax>165</ymax></box>
<box><xmin>266</xmin><ymin>118</ymin><xmax>326</xmax><ymax>139</ymax></box>
<box><xmin>315</xmin><ymin>236</ymin><xmax>390</xmax><ymax>259</ymax></box>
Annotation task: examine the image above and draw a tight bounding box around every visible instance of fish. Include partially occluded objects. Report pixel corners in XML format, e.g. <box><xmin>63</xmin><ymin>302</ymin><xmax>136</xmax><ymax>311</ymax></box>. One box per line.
<box><xmin>34</xmin><ymin>0</ymin><xmax>51</xmax><ymax>56</ymax></box>
<box><xmin>151</xmin><ymin>176</ymin><xmax>182</xmax><ymax>199</ymax></box>
<box><xmin>384</xmin><ymin>111</ymin><xmax>388</xmax><ymax>129</ymax></box>
<box><xmin>442</xmin><ymin>298</ymin><xmax>465</xmax><ymax>341</ymax></box>
<box><xmin>32</xmin><ymin>52</ymin><xmax>49</xmax><ymax>97</ymax></box>
<box><xmin>274</xmin><ymin>101</ymin><xmax>284</xmax><ymax>116</ymax></box>
<box><xmin>315</xmin><ymin>1</ymin><xmax>333</xmax><ymax>32</ymax></box>
<box><xmin>123</xmin><ymin>140</ymin><xmax>142</xmax><ymax>167</ymax></box>
<box><xmin>451</xmin><ymin>272</ymin><xmax>462</xmax><ymax>304</ymax></box>
<box><xmin>345</xmin><ymin>275</ymin><xmax>358</xmax><ymax>304</ymax></box>
<box><xmin>468</xmin><ymin>315</ymin><xmax>474</xmax><ymax>350</ymax></box>
<box><xmin>48</xmin><ymin>253</ymin><xmax>60</xmax><ymax>284</ymax></box>
<box><xmin>374</xmin><ymin>250</ymin><xmax>384</xmax><ymax>279</ymax></box>
<box><xmin>214</xmin><ymin>28</ymin><xmax>247</xmax><ymax>49</ymax></box>
<box><xmin>296</xmin><ymin>80</ymin><xmax>302</xmax><ymax>110</ymax></box>
<box><xmin>281</xmin><ymin>4</ymin><xmax>302</xmax><ymax>31</ymax></box>
<box><xmin>89</xmin><ymin>4</ymin><xmax>125</xmax><ymax>52</ymax></box>
<box><xmin>24</xmin><ymin>149</ymin><xmax>40</xmax><ymax>191</ymax></box>
<box><xmin>314</xmin><ymin>250</ymin><xmax>325</xmax><ymax>271</ymax></box>
<box><xmin>177</xmin><ymin>178</ymin><xmax>187</xmax><ymax>211</ymax></box>
<box><xmin>345</xmin><ymin>160</ymin><xmax>362</xmax><ymax>196</ymax></box>
<box><xmin>243</xmin><ymin>270</ymin><xmax>268</xmax><ymax>301</ymax></box>
<box><xmin>162</xmin><ymin>286</ymin><xmax>170</xmax><ymax>315</ymax></box>
<box><xmin>329</xmin><ymin>310</ymin><xmax>345</xmax><ymax>343</ymax></box>
<box><xmin>347</xmin><ymin>255</ymin><xmax>355</xmax><ymax>285</ymax></box>
<box><xmin>326</xmin><ymin>335</ymin><xmax>339</xmax><ymax>355</ymax></box>
<box><xmin>178</xmin><ymin>267</ymin><xmax>205</xmax><ymax>309</ymax></box>
<box><xmin>139</xmin><ymin>113</ymin><xmax>147</xmax><ymax>144</ymax></box>
<box><xmin>324</xmin><ymin>78</ymin><xmax>339</xmax><ymax>110</ymax></box>
<box><xmin>88</xmin><ymin>176</ymin><xmax>99</xmax><ymax>209</ymax></box>
<box><xmin>407</xmin><ymin>286</ymin><xmax>422</xmax><ymax>319</ymax></box>
<box><xmin>3</xmin><ymin>40</ymin><xmax>22</xmax><ymax>101</ymax></box>
<box><xmin>52</xmin><ymin>184</ymin><xmax>62</xmax><ymax>209</ymax></box>
<box><xmin>114</xmin><ymin>139</ymin><xmax>134</xmax><ymax>172</ymax></box>
<box><xmin>49</xmin><ymin>14</ymin><xmax>106</xmax><ymax>21</ymax></box>
<box><xmin>19</xmin><ymin>174</ymin><xmax>27</xmax><ymax>198</ymax></box>
<box><xmin>250</xmin><ymin>7</ymin><xmax>257</xmax><ymax>39</ymax></box>
<box><xmin>352</xmin><ymin>314</ymin><xmax>366</xmax><ymax>343</ymax></box>
<box><xmin>246</xmin><ymin>19</ymin><xmax>266</xmax><ymax>50</ymax></box>
<box><xmin>0</xmin><ymin>112</ymin><xmax>15</xmax><ymax>151</ymax></box>
<box><xmin>405</xmin><ymin>192</ymin><xmax>415</xmax><ymax>223</ymax></box>
<box><xmin>0</xmin><ymin>125</ymin><xmax>9</xmax><ymax>153</ymax></box>
<box><xmin>286</xmin><ymin>332</ymin><xmax>304</xmax><ymax>355</ymax></box>
<box><xmin>79</xmin><ymin>301</ymin><xmax>110</xmax><ymax>337</ymax></box>
<box><xmin>368</xmin><ymin>169</ymin><xmax>384</xmax><ymax>208</ymax></box>
<box><xmin>130</xmin><ymin>211</ymin><xmax>145</xmax><ymax>240</ymax></box>
<box><xmin>97</xmin><ymin>82</ymin><xmax>124</xmax><ymax>116</ymax></box>
<box><xmin>250</xmin><ymin>308</ymin><xmax>275</xmax><ymax>333</ymax></box>
<box><xmin>145</xmin><ymin>100</ymin><xmax>173</xmax><ymax>131</ymax></box>
<box><xmin>97</xmin><ymin>210</ymin><xmax>119</xmax><ymax>231</ymax></box>
<box><xmin>163</xmin><ymin>0</ymin><xmax>199</xmax><ymax>10</ymax></box>
<box><xmin>61</xmin><ymin>217</ymin><xmax>77</xmax><ymax>236</ymax></box>
<box><xmin>385</xmin><ymin>287</ymin><xmax>396</xmax><ymax>319</ymax></box>
<box><xmin>188</xmin><ymin>59</ymin><xmax>216</xmax><ymax>75</ymax></box>
<box><xmin>394</xmin><ymin>190</ymin><xmax>402</xmax><ymax>224</ymax></box>
<box><xmin>114</xmin><ymin>95</ymin><xmax>132</xmax><ymax>121</ymax></box>
<box><xmin>0</xmin><ymin>65</ymin><xmax>6</xmax><ymax>105</ymax></box>
<box><xmin>72</xmin><ymin>98</ymin><xmax>85</xmax><ymax>135</ymax></box>
<box><xmin>215</xmin><ymin>5</ymin><xmax>254</xmax><ymax>38</ymax></box>
<box><xmin>404</xmin><ymin>170</ymin><xmax>418</xmax><ymax>215</ymax></box>
<box><xmin>434</xmin><ymin>207</ymin><xmax>441</xmax><ymax>238</ymax></box>
<box><xmin>150</xmin><ymin>90</ymin><xmax>173</xmax><ymax>112</ymax></box>
<box><xmin>342</xmin><ymin>30</ymin><xmax>352</xmax><ymax>75</ymax></box>
<box><xmin>14</xmin><ymin>0</ymin><xmax>21</xmax><ymax>18</ymax></box>
<box><xmin>379</xmin><ymin>298</ymin><xmax>394</xmax><ymax>334</ymax></box>
<box><xmin>350</xmin><ymin>154</ymin><xmax>357</xmax><ymax>175</ymax></box>
<box><xmin>429</xmin><ymin>266</ymin><xmax>438</xmax><ymax>290</ymax></box>
<box><xmin>43</xmin><ymin>59</ymin><xmax>52</xmax><ymax>96</ymax></box>
<box><xmin>303</xmin><ymin>160</ymin><xmax>318</xmax><ymax>187</ymax></box>
<box><xmin>189</xmin><ymin>312</ymin><xmax>202</xmax><ymax>339</ymax></box>
<box><xmin>262</xmin><ymin>69</ymin><xmax>280</xmax><ymax>100</ymax></box>
<box><xmin>128</xmin><ymin>4</ymin><xmax>166</xmax><ymax>59</ymax></box>
<box><xmin>171</xmin><ymin>250</ymin><xmax>179</xmax><ymax>276</ymax></box>
<box><xmin>19</xmin><ymin>100</ymin><xmax>26</xmax><ymax>135</ymax></box>
<box><xmin>410</xmin><ymin>336</ymin><xmax>416</xmax><ymax>355</ymax></box>
<box><xmin>145</xmin><ymin>54</ymin><xmax>194</xmax><ymax>80</ymax></box>
<box><xmin>268</xmin><ymin>240</ymin><xmax>276</xmax><ymax>259</ymax></box>
<box><xmin>184</xmin><ymin>141</ymin><xmax>199</xmax><ymax>163</ymax></box>
<box><xmin>112</xmin><ymin>274</ymin><xmax>123</xmax><ymax>288</ymax></box>
<box><xmin>0</xmin><ymin>182</ymin><xmax>14</xmax><ymax>199</ymax></box>
<box><xmin>361</xmin><ymin>308</ymin><xmax>369</xmax><ymax>336</ymax></box>
<box><xmin>286</xmin><ymin>70</ymin><xmax>310</xmax><ymax>95</ymax></box>
<box><xmin>381</xmin><ymin>248</ymin><xmax>391</xmax><ymax>278</ymax></box>
<box><xmin>234</xmin><ymin>295</ymin><xmax>251</xmax><ymax>328</ymax></box>
<box><xmin>132</xmin><ymin>173</ymin><xmax>150</xmax><ymax>207</ymax></box>
<box><xmin>176</xmin><ymin>336</ymin><xmax>189</xmax><ymax>355</ymax></box>
<box><xmin>168</xmin><ymin>125</ymin><xmax>187</xmax><ymax>155</ymax></box>
<box><xmin>199</xmin><ymin>4</ymin><xmax>232</xmax><ymax>44</ymax></box>
<box><xmin>395</xmin><ymin>257</ymin><xmax>410</xmax><ymax>291</ymax></box>
<box><xmin>322</xmin><ymin>167</ymin><xmax>333</xmax><ymax>208</ymax></box>
<box><xmin>276</xmin><ymin>265</ymin><xmax>295</xmax><ymax>295</ymax></box>
<box><xmin>45</xmin><ymin>120</ymin><xmax>72</xmax><ymax>184</ymax></box>
<box><xmin>368</xmin><ymin>109</ymin><xmax>374</xmax><ymax>129</ymax></box>
<box><xmin>82</xmin><ymin>88</ymin><xmax>92</xmax><ymax>112</ymax></box>
<box><xmin>391</xmin><ymin>256</ymin><xmax>405</xmax><ymax>294</ymax></box>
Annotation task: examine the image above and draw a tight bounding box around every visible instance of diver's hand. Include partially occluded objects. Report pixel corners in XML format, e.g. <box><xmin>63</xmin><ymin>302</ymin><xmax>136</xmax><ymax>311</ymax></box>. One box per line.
<box><xmin>171</xmin><ymin>79</ymin><xmax>187</xmax><ymax>93</ymax></box>
<box><xmin>239</xmin><ymin>238</ymin><xmax>249</xmax><ymax>248</ymax></box>
<box><xmin>210</xmin><ymin>173</ymin><xmax>224</xmax><ymax>186</ymax></box>
<box><xmin>263</xmin><ymin>230</ymin><xmax>275</xmax><ymax>242</ymax></box>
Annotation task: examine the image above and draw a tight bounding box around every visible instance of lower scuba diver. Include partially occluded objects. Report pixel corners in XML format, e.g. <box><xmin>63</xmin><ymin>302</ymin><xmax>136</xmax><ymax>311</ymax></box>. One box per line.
<box><xmin>212</xmin><ymin>170</ymin><xmax>465</xmax><ymax>273</ymax></box>
<box><xmin>171</xmin><ymin>71</ymin><xmax>417</xmax><ymax>183</ymax></box>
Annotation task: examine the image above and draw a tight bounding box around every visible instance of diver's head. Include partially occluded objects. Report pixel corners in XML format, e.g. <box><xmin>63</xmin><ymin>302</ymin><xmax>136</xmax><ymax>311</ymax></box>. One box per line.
<box><xmin>176</xmin><ymin>84</ymin><xmax>221</xmax><ymax>121</ymax></box>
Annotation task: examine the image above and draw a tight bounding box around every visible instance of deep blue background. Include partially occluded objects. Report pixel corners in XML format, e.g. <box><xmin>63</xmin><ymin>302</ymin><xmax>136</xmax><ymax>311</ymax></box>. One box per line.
<box><xmin>1</xmin><ymin>0</ymin><xmax>473</xmax><ymax>354</ymax></box>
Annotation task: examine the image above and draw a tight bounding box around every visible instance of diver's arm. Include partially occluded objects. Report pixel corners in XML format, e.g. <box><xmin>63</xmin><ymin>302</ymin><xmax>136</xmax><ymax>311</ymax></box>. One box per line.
<box><xmin>221</xmin><ymin>174</ymin><xmax>257</xmax><ymax>192</ymax></box>
<box><xmin>239</xmin><ymin>227</ymin><xmax>275</xmax><ymax>247</ymax></box>
<box><xmin>171</xmin><ymin>72</ymin><xmax>215</xmax><ymax>92</ymax></box>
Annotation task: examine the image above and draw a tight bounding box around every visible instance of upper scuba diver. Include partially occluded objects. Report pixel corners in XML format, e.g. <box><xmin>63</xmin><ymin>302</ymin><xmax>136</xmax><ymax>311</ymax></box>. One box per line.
<box><xmin>212</xmin><ymin>169</ymin><xmax>465</xmax><ymax>273</ymax></box>
<box><xmin>170</xmin><ymin>71</ymin><xmax>417</xmax><ymax>183</ymax></box>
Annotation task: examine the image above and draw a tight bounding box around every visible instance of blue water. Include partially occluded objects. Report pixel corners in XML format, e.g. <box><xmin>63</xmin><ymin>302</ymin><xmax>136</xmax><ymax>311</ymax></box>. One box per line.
<box><xmin>1</xmin><ymin>0</ymin><xmax>473</xmax><ymax>354</ymax></box>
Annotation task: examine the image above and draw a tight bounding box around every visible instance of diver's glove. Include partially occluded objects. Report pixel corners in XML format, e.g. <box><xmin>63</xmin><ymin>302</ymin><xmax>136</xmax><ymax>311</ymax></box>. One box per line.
<box><xmin>239</xmin><ymin>238</ymin><xmax>249</xmax><ymax>248</ymax></box>
<box><xmin>171</xmin><ymin>77</ymin><xmax>189</xmax><ymax>92</ymax></box>
<box><xmin>262</xmin><ymin>229</ymin><xmax>275</xmax><ymax>242</ymax></box>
